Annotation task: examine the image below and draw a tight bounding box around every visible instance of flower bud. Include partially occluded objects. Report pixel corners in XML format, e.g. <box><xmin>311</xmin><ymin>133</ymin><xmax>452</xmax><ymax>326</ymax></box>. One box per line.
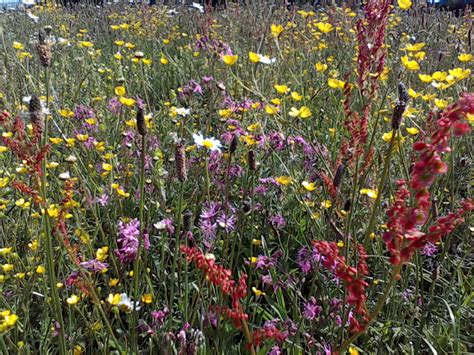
<box><xmin>183</xmin><ymin>211</ymin><xmax>193</xmax><ymax>232</ymax></box>
<box><xmin>343</xmin><ymin>199</ymin><xmax>351</xmax><ymax>212</ymax></box>
<box><xmin>175</xmin><ymin>142</ymin><xmax>187</xmax><ymax>182</ymax></box>
<box><xmin>37</xmin><ymin>30</ymin><xmax>52</xmax><ymax>67</ymax></box>
<box><xmin>391</xmin><ymin>82</ymin><xmax>409</xmax><ymax>130</ymax></box>
<box><xmin>248</xmin><ymin>150</ymin><xmax>256</xmax><ymax>171</ymax></box>
<box><xmin>29</xmin><ymin>95</ymin><xmax>44</xmax><ymax>133</ymax></box>
<box><xmin>333</xmin><ymin>163</ymin><xmax>345</xmax><ymax>189</ymax></box>
<box><xmin>229</xmin><ymin>133</ymin><xmax>239</xmax><ymax>154</ymax></box>
<box><xmin>136</xmin><ymin>107</ymin><xmax>146</xmax><ymax>136</ymax></box>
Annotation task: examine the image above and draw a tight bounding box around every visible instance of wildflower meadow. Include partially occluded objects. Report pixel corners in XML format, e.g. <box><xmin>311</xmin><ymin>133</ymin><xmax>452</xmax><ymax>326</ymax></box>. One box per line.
<box><xmin>0</xmin><ymin>0</ymin><xmax>472</xmax><ymax>353</ymax></box>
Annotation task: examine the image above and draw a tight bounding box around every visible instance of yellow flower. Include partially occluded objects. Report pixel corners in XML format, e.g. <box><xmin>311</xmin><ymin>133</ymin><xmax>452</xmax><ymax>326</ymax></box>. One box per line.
<box><xmin>337</xmin><ymin>240</ymin><xmax>345</xmax><ymax>248</ymax></box>
<box><xmin>466</xmin><ymin>113</ymin><xmax>474</xmax><ymax>123</ymax></box>
<box><xmin>317</xmin><ymin>22</ymin><xmax>333</xmax><ymax>33</ymax></box>
<box><xmin>276</xmin><ymin>176</ymin><xmax>292</xmax><ymax>186</ymax></box>
<box><xmin>382</xmin><ymin>130</ymin><xmax>406</xmax><ymax>146</ymax></box>
<box><xmin>46</xmin><ymin>205</ymin><xmax>59</xmax><ymax>218</ymax></box>
<box><xmin>271</xmin><ymin>24</ymin><xmax>284</xmax><ymax>38</ymax></box>
<box><xmin>28</xmin><ymin>239</ymin><xmax>39</xmax><ymax>251</ymax></box>
<box><xmin>59</xmin><ymin>109</ymin><xmax>75</xmax><ymax>118</ymax></box>
<box><xmin>15</xmin><ymin>198</ymin><xmax>30</xmax><ymax>209</ymax></box>
<box><xmin>114</xmin><ymin>86</ymin><xmax>126</xmax><ymax>96</ymax></box>
<box><xmin>67</xmin><ymin>294</ymin><xmax>80</xmax><ymax>305</ymax></box>
<box><xmin>102</xmin><ymin>163</ymin><xmax>112</xmax><ymax>172</ymax></box>
<box><xmin>315</xmin><ymin>62</ymin><xmax>328</xmax><ymax>72</ymax></box>
<box><xmin>0</xmin><ymin>310</ymin><xmax>18</xmax><ymax>332</ymax></box>
<box><xmin>109</xmin><ymin>278</ymin><xmax>119</xmax><ymax>287</ymax></box>
<box><xmin>85</xmin><ymin>118</ymin><xmax>97</xmax><ymax>125</ymax></box>
<box><xmin>265</xmin><ymin>105</ymin><xmax>279</xmax><ymax>115</ymax></box>
<box><xmin>252</xmin><ymin>239</ymin><xmax>262</xmax><ymax>246</ymax></box>
<box><xmin>434</xmin><ymin>98</ymin><xmax>448</xmax><ymax>109</ymax></box>
<box><xmin>36</xmin><ymin>265</ymin><xmax>46</xmax><ymax>274</ymax></box>
<box><xmin>458</xmin><ymin>53</ymin><xmax>473</xmax><ymax>62</ymax></box>
<box><xmin>274</xmin><ymin>84</ymin><xmax>290</xmax><ymax>94</ymax></box>
<box><xmin>406</xmin><ymin>127</ymin><xmax>419</xmax><ymax>135</ymax></box>
<box><xmin>349</xmin><ymin>347</ymin><xmax>359</xmax><ymax>355</ymax></box>
<box><xmin>66</xmin><ymin>138</ymin><xmax>76</xmax><ymax>147</ymax></box>
<box><xmin>328</xmin><ymin>78</ymin><xmax>345</xmax><ymax>89</ymax></box>
<box><xmin>432</xmin><ymin>71</ymin><xmax>447</xmax><ymax>82</ymax></box>
<box><xmin>222</xmin><ymin>54</ymin><xmax>238</xmax><ymax>66</ymax></box>
<box><xmin>414</xmin><ymin>51</ymin><xmax>426</xmax><ymax>60</ymax></box>
<box><xmin>382</xmin><ymin>130</ymin><xmax>393</xmax><ymax>142</ymax></box>
<box><xmin>141</xmin><ymin>294</ymin><xmax>153</xmax><ymax>304</ymax></box>
<box><xmin>302</xmin><ymin>181</ymin><xmax>316</xmax><ymax>191</ymax></box>
<box><xmin>2</xmin><ymin>264</ymin><xmax>13</xmax><ymax>272</ymax></box>
<box><xmin>405</xmin><ymin>43</ymin><xmax>425</xmax><ymax>52</ymax></box>
<box><xmin>252</xmin><ymin>287</ymin><xmax>265</xmax><ymax>297</ymax></box>
<box><xmin>398</xmin><ymin>0</ymin><xmax>412</xmax><ymax>10</ymax></box>
<box><xmin>271</xmin><ymin>98</ymin><xmax>281</xmax><ymax>106</ymax></box>
<box><xmin>107</xmin><ymin>293</ymin><xmax>121</xmax><ymax>306</ymax></box>
<box><xmin>160</xmin><ymin>57</ymin><xmax>169</xmax><ymax>65</ymax></box>
<box><xmin>289</xmin><ymin>106</ymin><xmax>312</xmax><ymax>119</ymax></box>
<box><xmin>291</xmin><ymin>91</ymin><xmax>303</xmax><ymax>101</ymax></box>
<box><xmin>0</xmin><ymin>248</ymin><xmax>12</xmax><ymax>256</ymax></box>
<box><xmin>408</xmin><ymin>88</ymin><xmax>421</xmax><ymax>98</ymax></box>
<box><xmin>360</xmin><ymin>188</ymin><xmax>378</xmax><ymax>199</ymax></box>
<box><xmin>119</xmin><ymin>97</ymin><xmax>136</xmax><ymax>107</ymax></box>
<box><xmin>422</xmin><ymin>93</ymin><xmax>436</xmax><ymax>102</ymax></box>
<box><xmin>321</xmin><ymin>200</ymin><xmax>332</xmax><ymax>209</ymax></box>
<box><xmin>12</xmin><ymin>42</ymin><xmax>24</xmax><ymax>50</ymax></box>
<box><xmin>125</xmin><ymin>119</ymin><xmax>136</xmax><ymax>128</ymax></box>
<box><xmin>248</xmin><ymin>52</ymin><xmax>260</xmax><ymax>63</ymax></box>
<box><xmin>79</xmin><ymin>41</ymin><xmax>94</xmax><ymax>48</ymax></box>
<box><xmin>76</xmin><ymin>134</ymin><xmax>89</xmax><ymax>142</ymax></box>
<box><xmin>114</xmin><ymin>40</ymin><xmax>125</xmax><ymax>46</ymax></box>
<box><xmin>0</xmin><ymin>177</ymin><xmax>9</xmax><ymax>188</ymax></box>
<box><xmin>116</xmin><ymin>187</ymin><xmax>130</xmax><ymax>198</ymax></box>
<box><xmin>247</xmin><ymin>123</ymin><xmax>260</xmax><ymax>132</ymax></box>
<box><xmin>49</xmin><ymin>137</ymin><xmax>64</xmax><ymax>145</ymax></box>
<box><xmin>401</xmin><ymin>56</ymin><xmax>419</xmax><ymax>71</ymax></box>
<box><xmin>418</xmin><ymin>74</ymin><xmax>432</xmax><ymax>83</ymax></box>
<box><xmin>449</xmin><ymin>68</ymin><xmax>470</xmax><ymax>80</ymax></box>
<box><xmin>142</xmin><ymin>58</ymin><xmax>152</xmax><ymax>66</ymax></box>
<box><xmin>297</xmin><ymin>10</ymin><xmax>315</xmax><ymax>18</ymax></box>
<box><xmin>96</xmin><ymin>246</ymin><xmax>109</xmax><ymax>261</ymax></box>
<box><xmin>47</xmin><ymin>161</ymin><xmax>59</xmax><ymax>169</ymax></box>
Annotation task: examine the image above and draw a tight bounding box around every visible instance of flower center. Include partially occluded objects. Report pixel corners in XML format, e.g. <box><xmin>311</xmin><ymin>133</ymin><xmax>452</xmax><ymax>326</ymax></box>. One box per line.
<box><xmin>202</xmin><ymin>139</ymin><xmax>214</xmax><ymax>149</ymax></box>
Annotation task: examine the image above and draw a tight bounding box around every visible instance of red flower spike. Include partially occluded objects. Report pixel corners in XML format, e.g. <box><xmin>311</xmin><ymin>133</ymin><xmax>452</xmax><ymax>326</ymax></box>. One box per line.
<box><xmin>181</xmin><ymin>245</ymin><xmax>248</xmax><ymax>327</ymax></box>
<box><xmin>383</xmin><ymin>93</ymin><xmax>474</xmax><ymax>265</ymax></box>
<box><xmin>311</xmin><ymin>241</ymin><xmax>370</xmax><ymax>333</ymax></box>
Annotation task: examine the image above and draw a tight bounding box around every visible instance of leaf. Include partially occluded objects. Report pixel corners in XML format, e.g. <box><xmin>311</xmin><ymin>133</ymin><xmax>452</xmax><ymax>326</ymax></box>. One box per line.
<box><xmin>421</xmin><ymin>336</ymin><xmax>438</xmax><ymax>355</ymax></box>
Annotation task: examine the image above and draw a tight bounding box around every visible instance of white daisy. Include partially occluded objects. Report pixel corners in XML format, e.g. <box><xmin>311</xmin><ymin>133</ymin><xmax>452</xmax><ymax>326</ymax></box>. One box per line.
<box><xmin>117</xmin><ymin>293</ymin><xmax>140</xmax><ymax>313</ymax></box>
<box><xmin>257</xmin><ymin>54</ymin><xmax>276</xmax><ymax>65</ymax></box>
<box><xmin>191</xmin><ymin>2</ymin><xmax>204</xmax><ymax>13</ymax></box>
<box><xmin>175</xmin><ymin>107</ymin><xmax>191</xmax><ymax>117</ymax></box>
<box><xmin>193</xmin><ymin>133</ymin><xmax>222</xmax><ymax>152</ymax></box>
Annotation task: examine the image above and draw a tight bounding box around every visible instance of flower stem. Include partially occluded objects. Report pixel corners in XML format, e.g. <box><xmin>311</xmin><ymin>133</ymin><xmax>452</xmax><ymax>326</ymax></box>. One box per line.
<box><xmin>338</xmin><ymin>263</ymin><xmax>403</xmax><ymax>353</ymax></box>
<box><xmin>363</xmin><ymin>129</ymin><xmax>398</xmax><ymax>246</ymax></box>
<box><xmin>169</xmin><ymin>181</ymin><xmax>185</xmax><ymax>312</ymax></box>
<box><xmin>40</xmin><ymin>66</ymin><xmax>67</xmax><ymax>355</ymax></box>
<box><xmin>132</xmin><ymin>134</ymin><xmax>146</xmax><ymax>351</ymax></box>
